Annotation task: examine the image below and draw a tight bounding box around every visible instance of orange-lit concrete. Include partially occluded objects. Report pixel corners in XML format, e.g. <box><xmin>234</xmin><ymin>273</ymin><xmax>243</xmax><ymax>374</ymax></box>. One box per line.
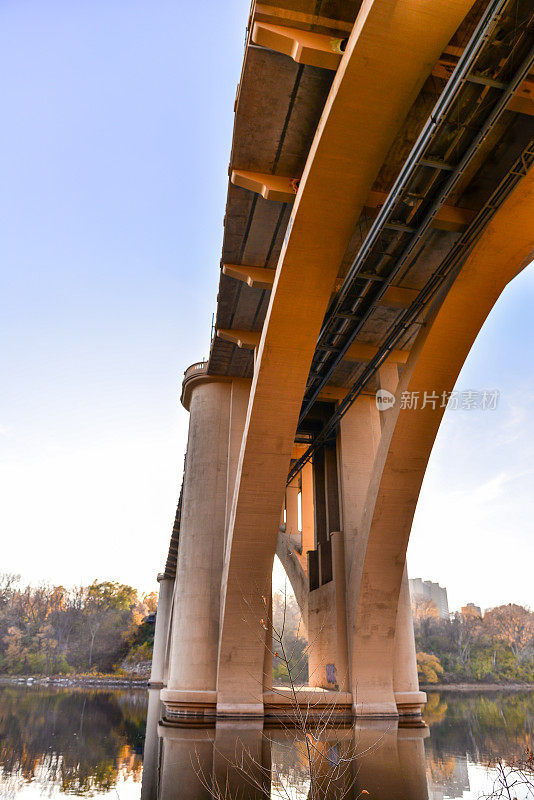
<box><xmin>154</xmin><ymin>0</ymin><xmax>534</xmax><ymax>725</ymax></box>
<box><xmin>216</xmin><ymin>0</ymin><xmax>475</xmax><ymax>716</ymax></box>
<box><xmin>161</xmin><ymin>375</ymin><xmax>249</xmax><ymax>719</ymax></box>
<box><xmin>393</xmin><ymin>565</ymin><xmax>426</xmax><ymax>715</ymax></box>
<box><xmin>348</xmin><ymin>167</ymin><xmax>534</xmax><ymax>716</ymax></box>
<box><xmin>149</xmin><ymin>575</ymin><xmax>174</xmax><ymax>687</ymax></box>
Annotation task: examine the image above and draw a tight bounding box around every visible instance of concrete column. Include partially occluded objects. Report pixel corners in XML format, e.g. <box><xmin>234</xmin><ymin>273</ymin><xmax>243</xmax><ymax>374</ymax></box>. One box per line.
<box><xmin>307</xmin><ymin>581</ymin><xmax>336</xmax><ymax>688</ymax></box>
<box><xmin>331</xmin><ymin>531</ymin><xmax>349</xmax><ymax>692</ymax></box>
<box><xmin>140</xmin><ymin>688</ymin><xmax>162</xmax><ymax>800</ymax></box>
<box><xmin>262</xmin><ymin>579</ymin><xmax>273</xmax><ymax>692</ymax></box>
<box><xmin>213</xmin><ymin>722</ymin><xmax>270</xmax><ymax>800</ymax></box>
<box><xmin>285</xmin><ymin>481</ymin><xmax>299</xmax><ymax>537</ymax></box>
<box><xmin>161</xmin><ymin>375</ymin><xmax>232</xmax><ymax>717</ymax></box>
<box><xmin>397</xmin><ymin>728</ymin><xmax>430</xmax><ymax>800</ymax></box>
<box><xmin>285</xmin><ymin>479</ymin><xmax>300</xmax><ymax>554</ymax></box>
<box><xmin>338</xmin><ymin>390</ymin><xmax>424</xmax><ymax>715</ymax></box>
<box><xmin>214</xmin><ymin>0</ymin><xmax>483</xmax><ymax>719</ymax></box>
<box><xmin>324</xmin><ymin>442</ymin><xmax>340</xmax><ymax>535</ymax></box>
<box><xmin>337</xmin><ymin>395</ymin><xmax>381</xmax><ymax>575</ymax></box>
<box><xmin>158</xmin><ymin>726</ymin><xmax>214</xmax><ymax>800</ymax></box>
<box><xmin>312</xmin><ymin>448</ymin><xmax>327</xmax><ymax>547</ymax></box>
<box><xmin>149</xmin><ymin>575</ymin><xmax>174</xmax><ymax>687</ymax></box>
<box><xmin>301</xmin><ymin>461</ymin><xmax>315</xmax><ymax>558</ymax></box>
<box><xmin>353</xmin><ymin>723</ymin><xmax>429</xmax><ymax>800</ymax></box>
<box><xmin>225</xmin><ymin>380</ymin><xmax>251</xmax><ymax>541</ymax></box>
<box><xmin>162</xmin><ymin>591</ymin><xmax>174</xmax><ymax>686</ymax></box>
<box><xmin>377</xmin><ymin>362</ymin><xmax>399</xmax><ymax>430</ymax></box>
<box><xmin>393</xmin><ymin>563</ymin><xmax>426</xmax><ymax>716</ymax></box>
<box><xmin>307</xmin><ymin>531</ymin><xmax>349</xmax><ymax>690</ymax></box>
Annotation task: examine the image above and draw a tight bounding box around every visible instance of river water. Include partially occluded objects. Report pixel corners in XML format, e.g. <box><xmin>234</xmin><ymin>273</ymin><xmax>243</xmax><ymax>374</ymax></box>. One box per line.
<box><xmin>0</xmin><ymin>685</ymin><xmax>532</xmax><ymax>799</ymax></box>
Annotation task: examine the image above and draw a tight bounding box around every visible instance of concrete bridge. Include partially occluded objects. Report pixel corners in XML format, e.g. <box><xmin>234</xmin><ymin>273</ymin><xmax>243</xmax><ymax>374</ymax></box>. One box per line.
<box><xmin>150</xmin><ymin>0</ymin><xmax>534</xmax><ymax>722</ymax></box>
<box><xmin>141</xmin><ymin>688</ymin><xmax>430</xmax><ymax>800</ymax></box>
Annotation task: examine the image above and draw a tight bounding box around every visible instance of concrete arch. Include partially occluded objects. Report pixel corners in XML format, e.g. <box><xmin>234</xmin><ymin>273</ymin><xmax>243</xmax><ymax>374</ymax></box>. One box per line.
<box><xmin>348</xmin><ymin>167</ymin><xmax>534</xmax><ymax>716</ymax></box>
<box><xmin>276</xmin><ymin>534</ymin><xmax>309</xmax><ymax>620</ymax></box>
<box><xmin>215</xmin><ymin>0</ymin><xmax>475</xmax><ymax>716</ymax></box>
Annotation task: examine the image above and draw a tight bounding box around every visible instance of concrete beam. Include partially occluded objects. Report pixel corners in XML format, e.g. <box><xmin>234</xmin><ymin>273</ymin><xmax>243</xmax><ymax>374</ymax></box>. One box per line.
<box><xmin>218</xmin><ymin>327</ymin><xmax>410</xmax><ymax>364</ymax></box>
<box><xmin>223</xmin><ymin>260</ymin><xmax>419</xmax><ymax>312</ymax></box>
<box><xmin>217</xmin><ymin>328</ymin><xmax>260</xmax><ymax>349</ymax></box>
<box><xmin>232</xmin><ymin>170</ymin><xmax>475</xmax><ymax>230</ymax></box>
<box><xmin>253</xmin><ymin>3</ymin><xmax>353</xmax><ymax>37</ymax></box>
<box><xmin>252</xmin><ymin>21</ymin><xmax>346</xmax><ymax>70</ymax></box>
<box><xmin>508</xmin><ymin>95</ymin><xmax>534</xmax><ymax>116</ymax></box>
<box><xmin>222</xmin><ymin>263</ymin><xmax>275</xmax><ymax>289</ymax></box>
<box><xmin>380</xmin><ymin>285</ymin><xmax>419</xmax><ymax>309</ymax></box>
<box><xmin>344</xmin><ymin>341</ymin><xmax>409</xmax><ymax>364</ymax></box>
<box><xmin>252</xmin><ymin>19</ymin><xmax>534</xmax><ymax>118</ymax></box>
<box><xmin>231</xmin><ymin>169</ymin><xmax>299</xmax><ymax>202</ymax></box>
<box><xmin>365</xmin><ymin>190</ymin><xmax>475</xmax><ymax>232</ymax></box>
<box><xmin>434</xmin><ymin>57</ymin><xmax>534</xmax><ymax>116</ymax></box>
<box><xmin>217</xmin><ymin>0</ymin><xmax>477</xmax><ymax>716</ymax></box>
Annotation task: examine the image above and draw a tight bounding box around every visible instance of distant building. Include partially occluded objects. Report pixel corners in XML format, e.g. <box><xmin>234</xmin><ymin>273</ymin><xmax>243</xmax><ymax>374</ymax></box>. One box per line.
<box><xmin>409</xmin><ymin>578</ymin><xmax>450</xmax><ymax>620</ymax></box>
<box><xmin>428</xmin><ymin>754</ymin><xmax>470</xmax><ymax>800</ymax></box>
<box><xmin>461</xmin><ymin>603</ymin><xmax>482</xmax><ymax>618</ymax></box>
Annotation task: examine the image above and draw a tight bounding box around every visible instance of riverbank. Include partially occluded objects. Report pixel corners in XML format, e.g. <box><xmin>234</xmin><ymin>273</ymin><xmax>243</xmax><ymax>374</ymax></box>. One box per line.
<box><xmin>422</xmin><ymin>683</ymin><xmax>534</xmax><ymax>691</ymax></box>
<box><xmin>2</xmin><ymin>675</ymin><xmax>533</xmax><ymax>692</ymax></box>
<box><xmin>0</xmin><ymin>674</ymin><xmax>148</xmax><ymax>688</ymax></box>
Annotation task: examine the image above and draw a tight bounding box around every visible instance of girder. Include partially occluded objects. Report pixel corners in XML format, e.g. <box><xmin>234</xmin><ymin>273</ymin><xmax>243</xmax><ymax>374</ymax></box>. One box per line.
<box><xmin>288</xmin><ymin>0</ymin><xmax>534</xmax><ymax>480</ymax></box>
<box><xmin>157</xmin><ymin>0</ymin><xmax>534</xmax><ymax>723</ymax></box>
<box><xmin>288</xmin><ymin>135</ymin><xmax>534</xmax><ymax>483</ymax></box>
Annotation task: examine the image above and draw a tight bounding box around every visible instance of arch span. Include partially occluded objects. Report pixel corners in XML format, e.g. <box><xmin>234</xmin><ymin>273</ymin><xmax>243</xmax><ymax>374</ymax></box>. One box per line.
<box><xmin>348</xmin><ymin>166</ymin><xmax>534</xmax><ymax>715</ymax></box>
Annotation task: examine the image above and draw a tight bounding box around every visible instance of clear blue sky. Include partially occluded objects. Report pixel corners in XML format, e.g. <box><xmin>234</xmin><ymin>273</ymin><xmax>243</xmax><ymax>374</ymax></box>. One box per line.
<box><xmin>0</xmin><ymin>0</ymin><xmax>532</xmax><ymax>611</ymax></box>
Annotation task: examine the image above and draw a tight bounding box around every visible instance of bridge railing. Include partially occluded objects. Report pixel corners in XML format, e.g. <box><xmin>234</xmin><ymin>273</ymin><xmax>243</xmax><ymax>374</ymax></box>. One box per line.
<box><xmin>183</xmin><ymin>361</ymin><xmax>207</xmax><ymax>380</ymax></box>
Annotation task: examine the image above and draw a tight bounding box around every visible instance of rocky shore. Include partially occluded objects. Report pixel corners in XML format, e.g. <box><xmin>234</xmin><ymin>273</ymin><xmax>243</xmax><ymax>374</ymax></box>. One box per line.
<box><xmin>0</xmin><ymin>674</ymin><xmax>148</xmax><ymax>688</ymax></box>
<box><xmin>423</xmin><ymin>682</ymin><xmax>534</xmax><ymax>691</ymax></box>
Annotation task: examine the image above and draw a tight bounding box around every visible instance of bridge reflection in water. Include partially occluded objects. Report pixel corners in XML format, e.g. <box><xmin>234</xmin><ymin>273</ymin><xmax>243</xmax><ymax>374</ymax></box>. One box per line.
<box><xmin>142</xmin><ymin>688</ymin><xmax>430</xmax><ymax>800</ymax></box>
<box><xmin>0</xmin><ymin>685</ymin><xmax>532</xmax><ymax>798</ymax></box>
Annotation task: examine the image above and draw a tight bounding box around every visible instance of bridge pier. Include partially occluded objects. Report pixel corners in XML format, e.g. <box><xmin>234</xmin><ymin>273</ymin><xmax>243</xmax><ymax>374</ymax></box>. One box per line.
<box><xmin>152</xmin><ymin>0</ymin><xmax>534</xmax><ymax>726</ymax></box>
<box><xmin>149</xmin><ymin>574</ymin><xmax>174</xmax><ymax>687</ymax></box>
<box><xmin>143</xmin><ymin>716</ymin><xmax>429</xmax><ymax>800</ymax></box>
<box><xmin>161</xmin><ymin>368</ymin><xmax>250</xmax><ymax>720</ymax></box>
<box><xmin>159</xmin><ymin>362</ymin><xmax>426</xmax><ymax>722</ymax></box>
<box><xmin>394</xmin><ymin>565</ymin><xmax>427</xmax><ymax>716</ymax></box>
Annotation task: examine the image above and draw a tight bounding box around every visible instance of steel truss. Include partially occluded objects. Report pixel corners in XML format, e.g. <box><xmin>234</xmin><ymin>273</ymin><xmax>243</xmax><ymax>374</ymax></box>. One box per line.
<box><xmin>288</xmin><ymin>0</ymin><xmax>534</xmax><ymax>484</ymax></box>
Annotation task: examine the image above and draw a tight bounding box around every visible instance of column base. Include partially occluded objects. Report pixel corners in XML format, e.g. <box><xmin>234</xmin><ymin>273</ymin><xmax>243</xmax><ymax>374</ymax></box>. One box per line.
<box><xmin>216</xmin><ymin>702</ymin><xmax>265</xmax><ymax>718</ymax></box>
<box><xmin>264</xmin><ymin>688</ymin><xmax>352</xmax><ymax>720</ymax></box>
<box><xmin>395</xmin><ymin>690</ymin><xmax>427</xmax><ymax>717</ymax></box>
<box><xmin>352</xmin><ymin>699</ymin><xmax>399</xmax><ymax>718</ymax></box>
<box><xmin>159</xmin><ymin>687</ymin><xmax>426</xmax><ymax>723</ymax></box>
<box><xmin>160</xmin><ymin>689</ymin><xmax>217</xmax><ymax>722</ymax></box>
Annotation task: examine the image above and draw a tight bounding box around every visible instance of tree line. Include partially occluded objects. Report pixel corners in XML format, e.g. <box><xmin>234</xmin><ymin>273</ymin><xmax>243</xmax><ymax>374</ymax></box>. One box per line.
<box><xmin>414</xmin><ymin>600</ymin><xmax>534</xmax><ymax>684</ymax></box>
<box><xmin>0</xmin><ymin>574</ymin><xmax>156</xmax><ymax>675</ymax></box>
<box><xmin>0</xmin><ymin>685</ymin><xmax>146</xmax><ymax>794</ymax></box>
<box><xmin>2</xmin><ymin>572</ymin><xmax>533</xmax><ymax>685</ymax></box>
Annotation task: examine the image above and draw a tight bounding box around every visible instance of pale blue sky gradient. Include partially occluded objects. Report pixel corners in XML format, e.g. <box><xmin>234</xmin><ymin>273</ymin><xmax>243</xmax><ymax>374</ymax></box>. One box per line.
<box><xmin>1</xmin><ymin>0</ymin><xmax>532</xmax><ymax>611</ymax></box>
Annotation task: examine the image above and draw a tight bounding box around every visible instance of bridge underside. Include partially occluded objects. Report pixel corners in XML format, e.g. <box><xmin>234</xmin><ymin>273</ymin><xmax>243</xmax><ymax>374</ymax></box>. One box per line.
<box><xmin>151</xmin><ymin>0</ymin><xmax>534</xmax><ymax>721</ymax></box>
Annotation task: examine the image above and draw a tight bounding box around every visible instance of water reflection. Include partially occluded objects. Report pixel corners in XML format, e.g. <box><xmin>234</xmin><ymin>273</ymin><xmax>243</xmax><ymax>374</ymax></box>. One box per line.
<box><xmin>150</xmin><ymin>718</ymin><xmax>429</xmax><ymax>800</ymax></box>
<box><xmin>0</xmin><ymin>684</ymin><xmax>146</xmax><ymax>797</ymax></box>
<box><xmin>425</xmin><ymin>691</ymin><xmax>534</xmax><ymax>763</ymax></box>
<box><xmin>425</xmin><ymin>691</ymin><xmax>534</xmax><ymax>800</ymax></box>
<box><xmin>0</xmin><ymin>686</ymin><xmax>533</xmax><ymax>799</ymax></box>
<box><xmin>144</xmin><ymin>691</ymin><xmax>534</xmax><ymax>800</ymax></box>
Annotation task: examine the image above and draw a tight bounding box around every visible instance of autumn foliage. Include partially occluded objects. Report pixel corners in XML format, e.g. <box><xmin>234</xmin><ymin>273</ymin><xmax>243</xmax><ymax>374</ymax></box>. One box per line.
<box><xmin>413</xmin><ymin>600</ymin><xmax>534</xmax><ymax>684</ymax></box>
<box><xmin>0</xmin><ymin>574</ymin><xmax>156</xmax><ymax>675</ymax></box>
